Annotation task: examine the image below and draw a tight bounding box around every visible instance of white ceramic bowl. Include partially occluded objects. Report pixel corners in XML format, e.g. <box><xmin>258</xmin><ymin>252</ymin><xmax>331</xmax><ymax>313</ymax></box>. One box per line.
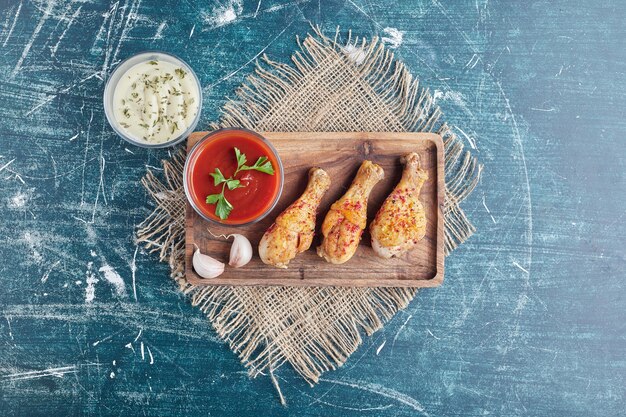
<box><xmin>103</xmin><ymin>51</ymin><xmax>202</xmax><ymax>148</ymax></box>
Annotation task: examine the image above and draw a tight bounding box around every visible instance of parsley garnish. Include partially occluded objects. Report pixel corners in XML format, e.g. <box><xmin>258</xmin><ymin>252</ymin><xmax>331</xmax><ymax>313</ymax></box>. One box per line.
<box><xmin>205</xmin><ymin>147</ymin><xmax>275</xmax><ymax>220</ymax></box>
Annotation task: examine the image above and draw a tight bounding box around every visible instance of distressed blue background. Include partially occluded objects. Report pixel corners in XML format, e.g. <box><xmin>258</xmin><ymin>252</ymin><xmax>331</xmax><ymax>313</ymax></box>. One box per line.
<box><xmin>0</xmin><ymin>0</ymin><xmax>624</xmax><ymax>416</ymax></box>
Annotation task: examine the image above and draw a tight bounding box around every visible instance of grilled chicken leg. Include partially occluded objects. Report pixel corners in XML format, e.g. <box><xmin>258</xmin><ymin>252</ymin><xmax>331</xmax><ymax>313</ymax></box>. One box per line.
<box><xmin>259</xmin><ymin>168</ymin><xmax>331</xmax><ymax>268</ymax></box>
<box><xmin>317</xmin><ymin>160</ymin><xmax>384</xmax><ymax>264</ymax></box>
<box><xmin>370</xmin><ymin>152</ymin><xmax>428</xmax><ymax>258</ymax></box>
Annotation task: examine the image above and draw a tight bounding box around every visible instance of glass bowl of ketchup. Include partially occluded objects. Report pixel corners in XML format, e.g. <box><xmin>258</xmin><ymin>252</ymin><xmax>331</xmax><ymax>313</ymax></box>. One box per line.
<box><xmin>183</xmin><ymin>128</ymin><xmax>284</xmax><ymax>226</ymax></box>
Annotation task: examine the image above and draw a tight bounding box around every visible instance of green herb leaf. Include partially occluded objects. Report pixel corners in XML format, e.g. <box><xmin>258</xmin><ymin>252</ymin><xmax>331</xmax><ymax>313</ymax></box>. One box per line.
<box><xmin>254</xmin><ymin>160</ymin><xmax>275</xmax><ymax>175</ymax></box>
<box><xmin>175</xmin><ymin>68</ymin><xmax>186</xmax><ymax>79</ymax></box>
<box><xmin>205</xmin><ymin>194</ymin><xmax>221</xmax><ymax>204</ymax></box>
<box><xmin>215</xmin><ymin>195</ymin><xmax>233</xmax><ymax>220</ymax></box>
<box><xmin>209</xmin><ymin>168</ymin><xmax>226</xmax><ymax>185</ymax></box>
<box><xmin>226</xmin><ymin>179</ymin><xmax>242</xmax><ymax>190</ymax></box>
<box><xmin>234</xmin><ymin>147</ymin><xmax>246</xmax><ymax>169</ymax></box>
<box><xmin>149</xmin><ymin>60</ymin><xmax>158</xmax><ymax>65</ymax></box>
<box><xmin>239</xmin><ymin>156</ymin><xmax>275</xmax><ymax>175</ymax></box>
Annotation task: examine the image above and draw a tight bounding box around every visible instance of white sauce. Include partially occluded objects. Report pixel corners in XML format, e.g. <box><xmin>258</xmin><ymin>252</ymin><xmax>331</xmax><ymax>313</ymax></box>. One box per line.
<box><xmin>112</xmin><ymin>59</ymin><xmax>199</xmax><ymax>144</ymax></box>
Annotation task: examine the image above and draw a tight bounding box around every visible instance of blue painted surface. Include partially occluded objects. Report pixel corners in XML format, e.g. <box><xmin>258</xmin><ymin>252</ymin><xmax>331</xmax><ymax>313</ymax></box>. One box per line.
<box><xmin>0</xmin><ymin>0</ymin><xmax>624</xmax><ymax>416</ymax></box>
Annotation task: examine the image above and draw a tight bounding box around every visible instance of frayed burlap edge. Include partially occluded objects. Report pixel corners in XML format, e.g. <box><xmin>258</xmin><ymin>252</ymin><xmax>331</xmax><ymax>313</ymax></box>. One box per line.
<box><xmin>137</xmin><ymin>27</ymin><xmax>482</xmax><ymax>386</ymax></box>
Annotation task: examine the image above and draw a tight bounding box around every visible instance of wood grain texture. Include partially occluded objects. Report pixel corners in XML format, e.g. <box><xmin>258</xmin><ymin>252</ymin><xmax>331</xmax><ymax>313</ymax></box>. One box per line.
<box><xmin>185</xmin><ymin>131</ymin><xmax>445</xmax><ymax>287</ymax></box>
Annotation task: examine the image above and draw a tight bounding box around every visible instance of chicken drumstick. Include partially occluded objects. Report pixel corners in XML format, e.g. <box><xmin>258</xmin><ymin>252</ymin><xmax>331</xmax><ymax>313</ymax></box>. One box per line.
<box><xmin>259</xmin><ymin>167</ymin><xmax>331</xmax><ymax>268</ymax></box>
<box><xmin>317</xmin><ymin>160</ymin><xmax>384</xmax><ymax>264</ymax></box>
<box><xmin>370</xmin><ymin>152</ymin><xmax>428</xmax><ymax>259</ymax></box>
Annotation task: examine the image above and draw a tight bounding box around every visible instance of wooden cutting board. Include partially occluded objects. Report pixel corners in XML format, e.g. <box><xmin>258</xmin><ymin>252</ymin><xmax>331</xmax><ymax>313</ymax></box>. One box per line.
<box><xmin>185</xmin><ymin>132</ymin><xmax>445</xmax><ymax>287</ymax></box>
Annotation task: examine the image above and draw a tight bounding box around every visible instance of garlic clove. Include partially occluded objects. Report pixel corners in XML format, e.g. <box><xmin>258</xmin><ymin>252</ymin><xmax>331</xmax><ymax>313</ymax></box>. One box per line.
<box><xmin>192</xmin><ymin>246</ymin><xmax>225</xmax><ymax>279</ymax></box>
<box><xmin>228</xmin><ymin>234</ymin><xmax>253</xmax><ymax>268</ymax></box>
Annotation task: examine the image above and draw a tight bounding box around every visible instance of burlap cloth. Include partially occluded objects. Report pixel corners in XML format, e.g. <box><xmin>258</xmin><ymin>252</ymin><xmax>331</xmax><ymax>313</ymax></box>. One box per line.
<box><xmin>136</xmin><ymin>29</ymin><xmax>481</xmax><ymax>386</ymax></box>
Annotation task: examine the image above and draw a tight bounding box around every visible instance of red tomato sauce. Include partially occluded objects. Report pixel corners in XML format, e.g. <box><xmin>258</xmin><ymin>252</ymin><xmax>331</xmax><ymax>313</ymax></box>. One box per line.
<box><xmin>186</xmin><ymin>130</ymin><xmax>282</xmax><ymax>225</ymax></box>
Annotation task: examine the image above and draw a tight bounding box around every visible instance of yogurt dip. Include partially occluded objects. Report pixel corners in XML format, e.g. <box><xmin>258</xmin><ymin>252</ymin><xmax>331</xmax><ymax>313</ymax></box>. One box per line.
<box><xmin>113</xmin><ymin>59</ymin><xmax>199</xmax><ymax>143</ymax></box>
<box><xmin>104</xmin><ymin>52</ymin><xmax>202</xmax><ymax>147</ymax></box>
